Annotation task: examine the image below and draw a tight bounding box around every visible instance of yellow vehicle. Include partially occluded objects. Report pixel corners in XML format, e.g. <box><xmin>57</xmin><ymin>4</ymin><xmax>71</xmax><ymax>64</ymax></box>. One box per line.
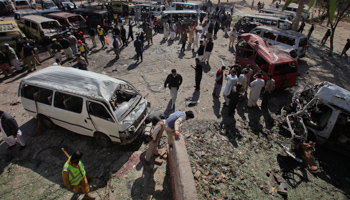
<box><xmin>0</xmin><ymin>21</ymin><xmax>26</xmax><ymax>52</ymax></box>
<box><xmin>99</xmin><ymin>1</ymin><xmax>135</xmax><ymax>13</ymax></box>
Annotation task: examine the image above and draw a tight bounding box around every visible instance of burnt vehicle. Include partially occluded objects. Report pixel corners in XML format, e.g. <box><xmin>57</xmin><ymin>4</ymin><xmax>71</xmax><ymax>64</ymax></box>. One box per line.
<box><xmin>282</xmin><ymin>82</ymin><xmax>350</xmax><ymax>159</ymax></box>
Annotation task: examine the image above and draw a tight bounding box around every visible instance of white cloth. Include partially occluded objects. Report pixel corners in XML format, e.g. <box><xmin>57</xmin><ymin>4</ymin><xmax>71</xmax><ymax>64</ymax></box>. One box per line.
<box><xmin>10</xmin><ymin>58</ymin><xmax>22</xmax><ymax>70</ymax></box>
<box><xmin>164</xmin><ymin>23</ymin><xmax>169</xmax><ymax>39</ymax></box>
<box><xmin>238</xmin><ymin>74</ymin><xmax>247</xmax><ymax>90</ymax></box>
<box><xmin>248</xmin><ymin>78</ymin><xmax>265</xmax><ymax>107</ymax></box>
<box><xmin>192</xmin><ymin>32</ymin><xmax>200</xmax><ymax>50</ymax></box>
<box><xmin>223</xmin><ymin>74</ymin><xmax>238</xmax><ymax>96</ymax></box>
<box><xmin>170</xmin><ymin>31</ymin><xmax>175</xmax><ymax>40</ymax></box>
<box><xmin>63</xmin><ymin>47</ymin><xmax>73</xmax><ymax>59</ymax></box>
<box><xmin>170</xmin><ymin>87</ymin><xmax>178</xmax><ymax>105</ymax></box>
<box><xmin>1</xmin><ymin>129</ymin><xmax>25</xmax><ymax>147</ymax></box>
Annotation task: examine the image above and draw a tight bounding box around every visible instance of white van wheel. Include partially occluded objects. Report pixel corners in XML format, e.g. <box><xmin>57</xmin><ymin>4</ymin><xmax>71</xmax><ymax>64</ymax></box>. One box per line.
<box><xmin>40</xmin><ymin>115</ymin><xmax>55</xmax><ymax>129</ymax></box>
<box><xmin>94</xmin><ymin>132</ymin><xmax>113</xmax><ymax>148</ymax></box>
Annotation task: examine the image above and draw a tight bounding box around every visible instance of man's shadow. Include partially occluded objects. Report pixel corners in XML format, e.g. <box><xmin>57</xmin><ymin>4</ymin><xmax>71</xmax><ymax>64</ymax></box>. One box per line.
<box><xmin>164</xmin><ymin>100</ymin><xmax>175</xmax><ymax>118</ymax></box>
<box><xmin>212</xmin><ymin>96</ymin><xmax>221</xmax><ymax>118</ymax></box>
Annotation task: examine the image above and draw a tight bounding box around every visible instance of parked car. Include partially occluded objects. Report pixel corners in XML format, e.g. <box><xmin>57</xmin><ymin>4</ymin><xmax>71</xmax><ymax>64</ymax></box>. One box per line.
<box><xmin>250</xmin><ymin>26</ymin><xmax>308</xmax><ymax>59</ymax></box>
<box><xmin>19</xmin><ymin>66</ymin><xmax>150</xmax><ymax>147</ymax></box>
<box><xmin>0</xmin><ymin>21</ymin><xmax>26</xmax><ymax>52</ymax></box>
<box><xmin>283</xmin><ymin>81</ymin><xmax>350</xmax><ymax>156</ymax></box>
<box><xmin>22</xmin><ymin>15</ymin><xmax>65</xmax><ymax>41</ymax></box>
<box><xmin>0</xmin><ymin>0</ymin><xmax>14</xmax><ymax>15</ymax></box>
<box><xmin>14</xmin><ymin>0</ymin><xmax>32</xmax><ymax>10</ymax></box>
<box><xmin>234</xmin><ymin>15</ymin><xmax>292</xmax><ymax>33</ymax></box>
<box><xmin>284</xmin><ymin>5</ymin><xmax>310</xmax><ymax>20</ymax></box>
<box><xmin>46</xmin><ymin>12</ymin><xmax>87</xmax><ymax>31</ymax></box>
<box><xmin>35</xmin><ymin>0</ymin><xmax>59</xmax><ymax>10</ymax></box>
<box><xmin>235</xmin><ymin>33</ymin><xmax>298</xmax><ymax>89</ymax></box>
<box><xmin>59</xmin><ymin>1</ymin><xmax>74</xmax><ymax>11</ymax></box>
<box><xmin>72</xmin><ymin>9</ymin><xmax>110</xmax><ymax>28</ymax></box>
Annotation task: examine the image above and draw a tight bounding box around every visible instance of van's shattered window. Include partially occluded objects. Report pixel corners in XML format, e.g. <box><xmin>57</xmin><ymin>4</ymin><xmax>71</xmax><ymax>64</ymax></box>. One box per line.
<box><xmin>41</xmin><ymin>21</ymin><xmax>60</xmax><ymax>29</ymax></box>
<box><xmin>68</xmin><ymin>16</ymin><xmax>81</xmax><ymax>23</ymax></box>
<box><xmin>110</xmin><ymin>84</ymin><xmax>141</xmax><ymax>119</ymax></box>
<box><xmin>277</xmin><ymin>35</ymin><xmax>295</xmax><ymax>46</ymax></box>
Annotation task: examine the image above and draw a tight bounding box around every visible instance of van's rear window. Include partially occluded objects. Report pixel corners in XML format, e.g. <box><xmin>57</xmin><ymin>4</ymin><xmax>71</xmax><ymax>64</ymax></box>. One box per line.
<box><xmin>16</xmin><ymin>1</ymin><xmax>29</xmax><ymax>6</ymax></box>
<box><xmin>276</xmin><ymin>35</ymin><xmax>295</xmax><ymax>46</ymax></box>
<box><xmin>41</xmin><ymin>21</ymin><xmax>59</xmax><ymax>29</ymax></box>
<box><xmin>68</xmin><ymin>16</ymin><xmax>81</xmax><ymax>23</ymax></box>
<box><xmin>274</xmin><ymin>62</ymin><xmax>297</xmax><ymax>76</ymax></box>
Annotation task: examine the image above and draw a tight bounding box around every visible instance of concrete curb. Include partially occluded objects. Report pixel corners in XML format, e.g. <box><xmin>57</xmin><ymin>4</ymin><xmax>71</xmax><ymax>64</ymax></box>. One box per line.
<box><xmin>168</xmin><ymin>136</ymin><xmax>198</xmax><ymax>200</ymax></box>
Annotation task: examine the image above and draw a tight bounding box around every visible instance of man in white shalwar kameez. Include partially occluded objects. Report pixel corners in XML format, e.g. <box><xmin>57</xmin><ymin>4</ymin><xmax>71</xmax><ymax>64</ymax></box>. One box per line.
<box><xmin>192</xmin><ymin>30</ymin><xmax>200</xmax><ymax>51</ymax></box>
<box><xmin>163</xmin><ymin>21</ymin><xmax>170</xmax><ymax>40</ymax></box>
<box><xmin>248</xmin><ymin>73</ymin><xmax>265</xmax><ymax>107</ymax></box>
<box><xmin>222</xmin><ymin>70</ymin><xmax>238</xmax><ymax>106</ymax></box>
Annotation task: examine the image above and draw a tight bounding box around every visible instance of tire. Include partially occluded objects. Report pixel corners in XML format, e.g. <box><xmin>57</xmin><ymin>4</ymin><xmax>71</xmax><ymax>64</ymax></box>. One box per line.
<box><xmin>40</xmin><ymin>115</ymin><xmax>56</xmax><ymax>129</ymax></box>
<box><xmin>94</xmin><ymin>132</ymin><xmax>113</xmax><ymax>148</ymax></box>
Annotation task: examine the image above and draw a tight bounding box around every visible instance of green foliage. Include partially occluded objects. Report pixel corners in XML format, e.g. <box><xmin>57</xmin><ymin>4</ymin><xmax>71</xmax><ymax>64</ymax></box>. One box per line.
<box><xmin>329</xmin><ymin>0</ymin><xmax>337</xmax><ymax>23</ymax></box>
<box><xmin>308</xmin><ymin>0</ymin><xmax>316</xmax><ymax>11</ymax></box>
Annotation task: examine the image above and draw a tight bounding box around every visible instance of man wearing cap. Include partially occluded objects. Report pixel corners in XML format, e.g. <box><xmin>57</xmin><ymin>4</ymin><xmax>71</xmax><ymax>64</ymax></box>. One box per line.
<box><xmin>164</xmin><ymin>111</ymin><xmax>194</xmax><ymax>146</ymax></box>
<box><xmin>170</xmin><ymin>21</ymin><xmax>176</xmax><ymax>41</ymax></box>
<box><xmin>97</xmin><ymin>25</ymin><xmax>106</xmax><ymax>47</ymax></box>
<box><xmin>51</xmin><ymin>38</ymin><xmax>63</xmax><ymax>63</ymax></box>
<box><xmin>62</xmin><ymin>151</ymin><xmax>95</xmax><ymax>199</ymax></box>
<box><xmin>67</xmin><ymin>32</ymin><xmax>78</xmax><ymax>55</ymax></box>
<box><xmin>248</xmin><ymin>72</ymin><xmax>265</xmax><ymax>108</ymax></box>
<box><xmin>0</xmin><ymin>110</ymin><xmax>26</xmax><ymax>150</ymax></box>
<box><xmin>164</xmin><ymin>69</ymin><xmax>183</xmax><ymax>109</ymax></box>
<box><xmin>77</xmin><ymin>40</ymin><xmax>88</xmax><ymax>63</ymax></box>
<box><xmin>5</xmin><ymin>43</ymin><xmax>22</xmax><ymax>72</ymax></box>
<box><xmin>0</xmin><ymin>49</ymin><xmax>13</xmax><ymax>76</ymax></box>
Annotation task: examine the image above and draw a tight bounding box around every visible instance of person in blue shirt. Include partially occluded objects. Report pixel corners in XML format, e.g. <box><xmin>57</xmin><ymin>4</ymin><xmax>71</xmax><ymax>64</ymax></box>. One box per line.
<box><xmin>164</xmin><ymin>111</ymin><xmax>194</xmax><ymax>146</ymax></box>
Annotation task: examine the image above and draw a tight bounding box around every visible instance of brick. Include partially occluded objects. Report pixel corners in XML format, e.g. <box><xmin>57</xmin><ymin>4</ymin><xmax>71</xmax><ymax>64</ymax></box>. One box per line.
<box><xmin>194</xmin><ymin>171</ymin><xmax>201</xmax><ymax>180</ymax></box>
<box><xmin>155</xmin><ymin>157</ymin><xmax>163</xmax><ymax>165</ymax></box>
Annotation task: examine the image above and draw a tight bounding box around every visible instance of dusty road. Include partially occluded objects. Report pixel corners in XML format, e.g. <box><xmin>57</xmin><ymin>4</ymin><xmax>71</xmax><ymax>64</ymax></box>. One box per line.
<box><xmin>1</xmin><ymin>0</ymin><xmax>350</xmax><ymax>199</ymax></box>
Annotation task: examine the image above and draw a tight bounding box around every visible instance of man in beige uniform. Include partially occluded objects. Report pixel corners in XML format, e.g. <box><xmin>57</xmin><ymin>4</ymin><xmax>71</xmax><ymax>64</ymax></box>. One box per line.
<box><xmin>164</xmin><ymin>111</ymin><xmax>194</xmax><ymax>146</ymax></box>
<box><xmin>145</xmin><ymin>117</ymin><xmax>165</xmax><ymax>165</ymax></box>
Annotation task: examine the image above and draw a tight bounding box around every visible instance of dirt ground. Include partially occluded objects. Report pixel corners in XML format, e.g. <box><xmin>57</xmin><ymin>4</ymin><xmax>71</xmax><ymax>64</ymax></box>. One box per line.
<box><xmin>0</xmin><ymin>0</ymin><xmax>350</xmax><ymax>199</ymax></box>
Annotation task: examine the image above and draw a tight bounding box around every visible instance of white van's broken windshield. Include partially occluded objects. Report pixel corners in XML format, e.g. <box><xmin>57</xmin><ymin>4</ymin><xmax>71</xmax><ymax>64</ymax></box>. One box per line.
<box><xmin>110</xmin><ymin>84</ymin><xmax>141</xmax><ymax>119</ymax></box>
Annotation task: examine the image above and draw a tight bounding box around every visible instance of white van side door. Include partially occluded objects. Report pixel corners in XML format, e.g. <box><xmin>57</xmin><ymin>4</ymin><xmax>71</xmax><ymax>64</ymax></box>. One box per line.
<box><xmin>87</xmin><ymin>100</ymin><xmax>121</xmax><ymax>142</ymax></box>
<box><xmin>52</xmin><ymin>91</ymin><xmax>95</xmax><ymax>136</ymax></box>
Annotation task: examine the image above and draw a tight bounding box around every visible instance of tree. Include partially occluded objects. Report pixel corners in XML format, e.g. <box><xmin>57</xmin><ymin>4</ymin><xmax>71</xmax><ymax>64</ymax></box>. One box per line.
<box><xmin>327</xmin><ymin>0</ymin><xmax>350</xmax><ymax>55</ymax></box>
<box><xmin>280</xmin><ymin>0</ymin><xmax>316</xmax><ymax>31</ymax></box>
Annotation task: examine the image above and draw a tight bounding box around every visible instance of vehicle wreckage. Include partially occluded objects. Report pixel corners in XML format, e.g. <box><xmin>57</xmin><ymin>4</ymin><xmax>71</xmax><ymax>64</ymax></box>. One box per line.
<box><xmin>280</xmin><ymin>82</ymin><xmax>350</xmax><ymax>172</ymax></box>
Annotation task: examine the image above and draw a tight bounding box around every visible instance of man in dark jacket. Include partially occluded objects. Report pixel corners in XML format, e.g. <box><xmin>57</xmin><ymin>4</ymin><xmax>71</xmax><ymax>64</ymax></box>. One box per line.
<box><xmin>112</xmin><ymin>25</ymin><xmax>122</xmax><ymax>46</ymax></box>
<box><xmin>134</xmin><ymin>36</ymin><xmax>143</xmax><ymax>62</ymax></box>
<box><xmin>88</xmin><ymin>26</ymin><xmax>97</xmax><ymax>47</ymax></box>
<box><xmin>191</xmin><ymin>58</ymin><xmax>203</xmax><ymax>91</ymax></box>
<box><xmin>23</xmin><ymin>42</ymin><xmax>36</xmax><ymax>72</ymax></box>
<box><xmin>127</xmin><ymin>21</ymin><xmax>134</xmax><ymax>41</ymax></box>
<box><xmin>198</xmin><ymin>40</ymin><xmax>205</xmax><ymax>62</ymax></box>
<box><xmin>164</xmin><ymin>69</ymin><xmax>183</xmax><ymax>109</ymax></box>
<box><xmin>121</xmin><ymin>25</ymin><xmax>127</xmax><ymax>47</ymax></box>
<box><xmin>204</xmin><ymin>37</ymin><xmax>214</xmax><ymax>64</ymax></box>
<box><xmin>321</xmin><ymin>29</ymin><xmax>331</xmax><ymax>45</ymax></box>
<box><xmin>42</xmin><ymin>35</ymin><xmax>52</xmax><ymax>56</ymax></box>
<box><xmin>0</xmin><ymin>110</ymin><xmax>26</xmax><ymax>150</ymax></box>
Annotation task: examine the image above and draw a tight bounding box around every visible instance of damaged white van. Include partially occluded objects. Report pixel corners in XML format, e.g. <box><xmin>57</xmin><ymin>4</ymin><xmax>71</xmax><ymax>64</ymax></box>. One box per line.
<box><xmin>19</xmin><ymin>66</ymin><xmax>150</xmax><ymax>147</ymax></box>
<box><xmin>284</xmin><ymin>82</ymin><xmax>350</xmax><ymax>156</ymax></box>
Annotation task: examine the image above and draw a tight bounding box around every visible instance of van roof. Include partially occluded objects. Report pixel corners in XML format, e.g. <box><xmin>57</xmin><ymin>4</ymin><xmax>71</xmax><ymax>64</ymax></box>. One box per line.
<box><xmin>172</xmin><ymin>2</ymin><xmax>200</xmax><ymax>5</ymax></box>
<box><xmin>22</xmin><ymin>15</ymin><xmax>57</xmax><ymax>22</ymax></box>
<box><xmin>73</xmin><ymin>8</ymin><xmax>108</xmax><ymax>14</ymax></box>
<box><xmin>47</xmin><ymin>11</ymin><xmax>81</xmax><ymax>18</ymax></box>
<box><xmin>21</xmin><ymin>66</ymin><xmax>125</xmax><ymax>101</ymax></box>
<box><xmin>242</xmin><ymin>14</ymin><xmax>287</xmax><ymax>21</ymax></box>
<box><xmin>253</xmin><ymin>26</ymin><xmax>307</xmax><ymax>39</ymax></box>
<box><xmin>315</xmin><ymin>82</ymin><xmax>350</xmax><ymax>113</ymax></box>
<box><xmin>162</xmin><ymin>10</ymin><xmax>199</xmax><ymax>14</ymax></box>
<box><xmin>239</xmin><ymin>33</ymin><xmax>295</xmax><ymax>64</ymax></box>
